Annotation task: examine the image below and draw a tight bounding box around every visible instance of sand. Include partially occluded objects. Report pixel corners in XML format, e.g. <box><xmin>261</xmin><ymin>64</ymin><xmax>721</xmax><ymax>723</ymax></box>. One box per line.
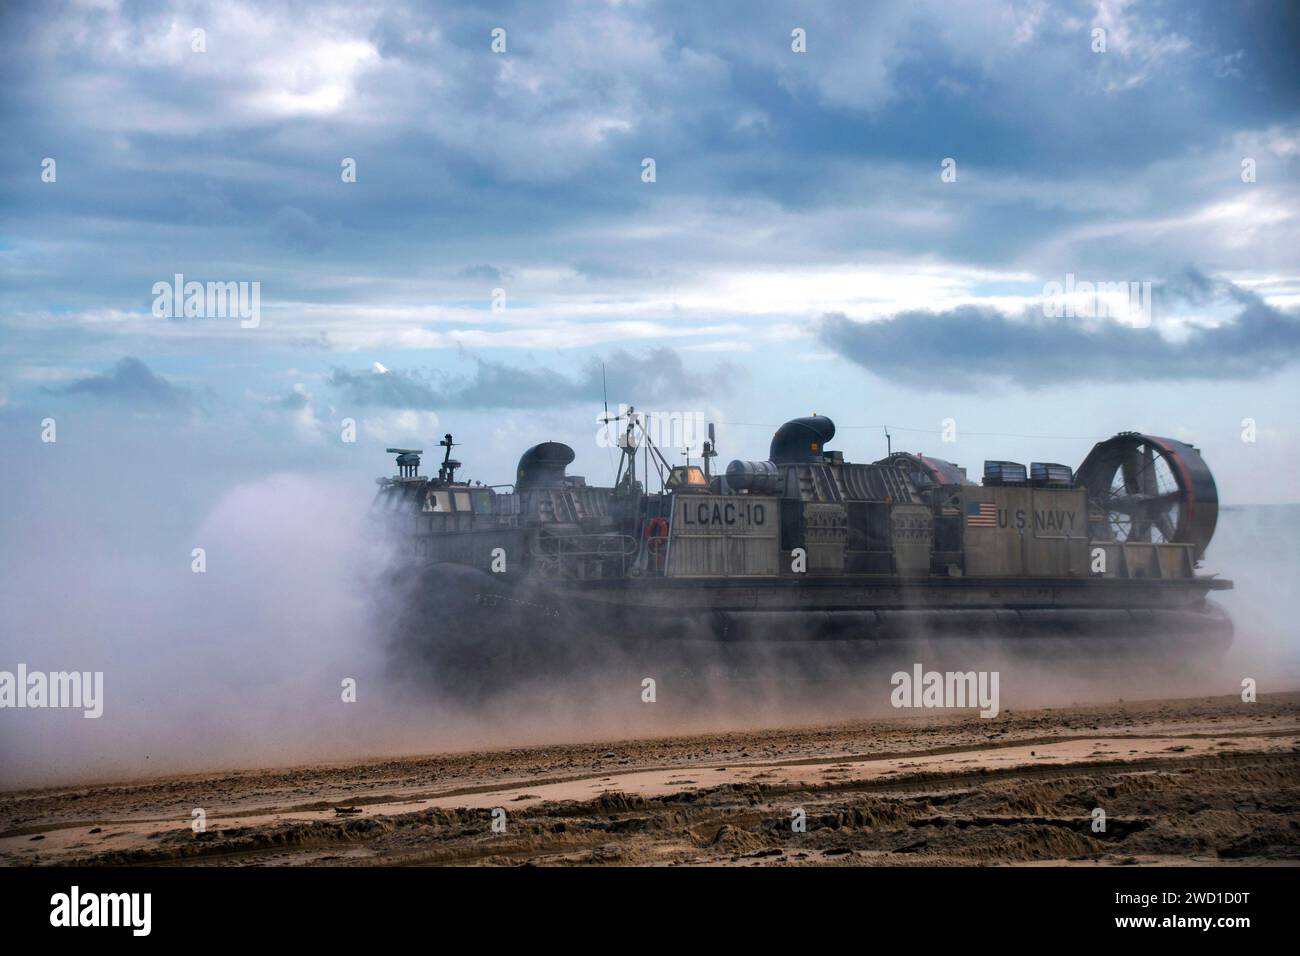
<box><xmin>2</xmin><ymin>691</ymin><xmax>1297</xmax><ymax>866</ymax></box>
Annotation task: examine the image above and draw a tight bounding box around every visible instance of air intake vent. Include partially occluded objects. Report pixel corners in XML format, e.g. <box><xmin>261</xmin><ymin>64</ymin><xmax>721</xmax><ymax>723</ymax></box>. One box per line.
<box><xmin>516</xmin><ymin>442</ymin><xmax>576</xmax><ymax>491</ymax></box>
<box><xmin>983</xmin><ymin>460</ymin><xmax>1027</xmax><ymax>485</ymax></box>
<box><xmin>1030</xmin><ymin>462</ymin><xmax>1073</xmax><ymax>486</ymax></box>
<box><xmin>769</xmin><ymin>416</ymin><xmax>836</xmax><ymax>464</ymax></box>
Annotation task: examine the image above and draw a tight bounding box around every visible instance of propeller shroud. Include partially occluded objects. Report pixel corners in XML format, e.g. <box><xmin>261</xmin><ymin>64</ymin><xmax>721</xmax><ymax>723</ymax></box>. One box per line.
<box><xmin>1075</xmin><ymin>432</ymin><xmax>1219</xmax><ymax>559</ymax></box>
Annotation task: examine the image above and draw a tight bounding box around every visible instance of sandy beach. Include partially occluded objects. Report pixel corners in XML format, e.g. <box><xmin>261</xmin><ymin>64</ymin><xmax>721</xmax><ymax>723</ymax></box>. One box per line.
<box><xmin>3</xmin><ymin>691</ymin><xmax>1297</xmax><ymax>867</ymax></box>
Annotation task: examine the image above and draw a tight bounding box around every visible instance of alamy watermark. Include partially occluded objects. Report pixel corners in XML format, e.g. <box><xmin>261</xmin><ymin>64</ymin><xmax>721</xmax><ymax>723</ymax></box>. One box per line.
<box><xmin>596</xmin><ymin>404</ymin><xmax>706</xmax><ymax>456</ymax></box>
<box><xmin>0</xmin><ymin>665</ymin><xmax>103</xmax><ymax>718</ymax></box>
<box><xmin>152</xmin><ymin>273</ymin><xmax>261</xmax><ymax>328</ymax></box>
<box><xmin>890</xmin><ymin>663</ymin><xmax>999</xmax><ymax>718</ymax></box>
<box><xmin>50</xmin><ymin>886</ymin><xmax>150</xmax><ymax>936</ymax></box>
<box><xmin>1041</xmin><ymin>273</ymin><xmax>1151</xmax><ymax>328</ymax></box>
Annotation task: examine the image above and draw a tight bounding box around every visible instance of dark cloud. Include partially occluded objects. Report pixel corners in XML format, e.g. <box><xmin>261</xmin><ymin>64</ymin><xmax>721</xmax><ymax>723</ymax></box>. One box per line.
<box><xmin>571</xmin><ymin>259</ymin><xmax>661</xmax><ymax>282</ymax></box>
<box><xmin>329</xmin><ymin>348</ymin><xmax>719</xmax><ymax>410</ymax></box>
<box><xmin>457</xmin><ymin>265</ymin><xmax>508</xmax><ymax>283</ymax></box>
<box><xmin>269</xmin><ymin>206</ymin><xmax>335</xmax><ymax>253</ymax></box>
<box><xmin>45</xmin><ymin>357</ymin><xmax>195</xmax><ymax>409</ymax></box>
<box><xmin>820</xmin><ymin>282</ymin><xmax>1300</xmax><ymax>391</ymax></box>
<box><xmin>287</xmin><ymin>332</ymin><xmax>334</xmax><ymax>352</ymax></box>
<box><xmin>277</xmin><ymin>389</ymin><xmax>310</xmax><ymax>411</ymax></box>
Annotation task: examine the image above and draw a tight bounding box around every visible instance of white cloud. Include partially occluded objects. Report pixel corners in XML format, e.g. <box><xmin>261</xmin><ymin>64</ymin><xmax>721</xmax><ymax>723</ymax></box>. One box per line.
<box><xmin>1091</xmin><ymin>0</ymin><xmax>1192</xmax><ymax>92</ymax></box>
<box><xmin>359</xmin><ymin>409</ymin><xmax>441</xmax><ymax>445</ymax></box>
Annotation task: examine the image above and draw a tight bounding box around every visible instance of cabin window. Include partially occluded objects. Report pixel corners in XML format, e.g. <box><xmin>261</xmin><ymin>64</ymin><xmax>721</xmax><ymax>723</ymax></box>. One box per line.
<box><xmin>471</xmin><ymin>491</ymin><xmax>493</xmax><ymax>514</ymax></box>
<box><xmin>453</xmin><ymin>491</ymin><xmax>471</xmax><ymax>512</ymax></box>
<box><xmin>430</xmin><ymin>491</ymin><xmax>451</xmax><ymax>513</ymax></box>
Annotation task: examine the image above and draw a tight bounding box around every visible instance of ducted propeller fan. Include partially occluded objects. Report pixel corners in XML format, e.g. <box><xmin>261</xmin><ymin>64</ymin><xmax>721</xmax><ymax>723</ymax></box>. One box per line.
<box><xmin>1075</xmin><ymin>432</ymin><xmax>1219</xmax><ymax>559</ymax></box>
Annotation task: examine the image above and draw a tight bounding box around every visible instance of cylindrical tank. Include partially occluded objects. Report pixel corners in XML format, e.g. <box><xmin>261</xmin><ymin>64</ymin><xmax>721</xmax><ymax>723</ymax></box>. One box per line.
<box><xmin>726</xmin><ymin>459</ymin><xmax>782</xmax><ymax>494</ymax></box>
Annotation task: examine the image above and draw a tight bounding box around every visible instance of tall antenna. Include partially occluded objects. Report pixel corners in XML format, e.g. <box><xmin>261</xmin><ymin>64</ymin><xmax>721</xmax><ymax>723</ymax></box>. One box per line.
<box><xmin>438</xmin><ymin>433</ymin><xmax>460</xmax><ymax>482</ymax></box>
<box><xmin>600</xmin><ymin>363</ymin><xmax>640</xmax><ymax>494</ymax></box>
<box><xmin>601</xmin><ymin>362</ymin><xmax>610</xmax><ymax>423</ymax></box>
<box><xmin>634</xmin><ymin>411</ymin><xmax>671</xmax><ymax>491</ymax></box>
<box><xmin>599</xmin><ymin>362</ymin><xmax>629</xmax><ymax>438</ymax></box>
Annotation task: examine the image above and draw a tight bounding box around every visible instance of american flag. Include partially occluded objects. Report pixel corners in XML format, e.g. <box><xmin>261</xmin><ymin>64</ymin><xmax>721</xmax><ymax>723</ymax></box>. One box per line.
<box><xmin>966</xmin><ymin>501</ymin><xmax>997</xmax><ymax>528</ymax></box>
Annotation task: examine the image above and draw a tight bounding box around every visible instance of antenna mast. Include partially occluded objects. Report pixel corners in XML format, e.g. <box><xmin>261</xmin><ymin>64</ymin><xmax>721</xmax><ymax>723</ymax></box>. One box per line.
<box><xmin>601</xmin><ymin>363</ymin><xmax>639</xmax><ymax>493</ymax></box>
<box><xmin>438</xmin><ymin>433</ymin><xmax>461</xmax><ymax>483</ymax></box>
<box><xmin>702</xmin><ymin>422</ymin><xmax>717</xmax><ymax>480</ymax></box>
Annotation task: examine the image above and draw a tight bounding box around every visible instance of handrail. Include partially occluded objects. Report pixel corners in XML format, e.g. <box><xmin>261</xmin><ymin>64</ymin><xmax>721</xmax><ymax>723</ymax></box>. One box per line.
<box><xmin>529</xmin><ymin>533</ymin><xmax>639</xmax><ymax>558</ymax></box>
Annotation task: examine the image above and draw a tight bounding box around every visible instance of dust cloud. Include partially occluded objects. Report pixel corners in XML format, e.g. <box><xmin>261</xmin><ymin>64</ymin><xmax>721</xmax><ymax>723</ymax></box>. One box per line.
<box><xmin>1</xmin><ymin>415</ymin><xmax>1295</xmax><ymax>789</ymax></box>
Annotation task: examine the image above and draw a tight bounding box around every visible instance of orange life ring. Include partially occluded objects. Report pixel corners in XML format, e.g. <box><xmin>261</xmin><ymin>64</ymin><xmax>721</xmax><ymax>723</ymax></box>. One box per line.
<box><xmin>644</xmin><ymin>516</ymin><xmax>670</xmax><ymax>545</ymax></box>
<box><xmin>643</xmin><ymin>516</ymin><xmax>670</xmax><ymax>570</ymax></box>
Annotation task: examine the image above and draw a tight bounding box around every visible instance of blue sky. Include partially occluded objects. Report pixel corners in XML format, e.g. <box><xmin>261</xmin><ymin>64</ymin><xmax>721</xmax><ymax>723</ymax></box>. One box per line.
<box><xmin>2</xmin><ymin>0</ymin><xmax>1299</xmax><ymax>506</ymax></box>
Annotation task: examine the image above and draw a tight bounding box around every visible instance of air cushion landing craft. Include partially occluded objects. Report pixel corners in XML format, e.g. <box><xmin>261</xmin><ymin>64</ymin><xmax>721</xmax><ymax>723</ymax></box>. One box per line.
<box><xmin>373</xmin><ymin>414</ymin><xmax>1232</xmax><ymax>665</ymax></box>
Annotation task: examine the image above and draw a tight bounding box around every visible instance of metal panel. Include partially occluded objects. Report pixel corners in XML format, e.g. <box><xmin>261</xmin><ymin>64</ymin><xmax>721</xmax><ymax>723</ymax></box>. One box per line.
<box><xmin>962</xmin><ymin>486</ymin><xmax>1089</xmax><ymax>577</ymax></box>
<box><xmin>840</xmin><ymin>463</ymin><xmax>883</xmax><ymax>500</ymax></box>
<box><xmin>890</xmin><ymin>504</ymin><xmax>933</xmax><ymax>576</ymax></box>
<box><xmin>666</xmin><ymin>495</ymin><xmax>779</xmax><ymax>577</ymax></box>
<box><xmin>802</xmin><ymin>502</ymin><xmax>847</xmax><ymax>572</ymax></box>
<box><xmin>1089</xmin><ymin>541</ymin><xmax>1193</xmax><ymax>579</ymax></box>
